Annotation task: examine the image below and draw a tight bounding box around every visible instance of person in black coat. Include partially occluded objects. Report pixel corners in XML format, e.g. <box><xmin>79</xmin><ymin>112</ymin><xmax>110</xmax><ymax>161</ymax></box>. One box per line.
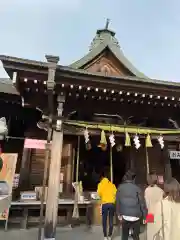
<box><xmin>116</xmin><ymin>170</ymin><xmax>147</xmax><ymax>240</ymax></box>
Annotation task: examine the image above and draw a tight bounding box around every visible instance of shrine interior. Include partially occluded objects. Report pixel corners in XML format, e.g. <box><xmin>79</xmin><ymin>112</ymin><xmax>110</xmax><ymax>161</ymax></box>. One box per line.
<box><xmin>78</xmin><ymin>136</ymin><xmax>127</xmax><ymax>191</ymax></box>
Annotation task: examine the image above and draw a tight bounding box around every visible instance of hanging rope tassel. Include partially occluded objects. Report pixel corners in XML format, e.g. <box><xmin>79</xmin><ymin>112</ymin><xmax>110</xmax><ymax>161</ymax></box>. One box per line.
<box><xmin>133</xmin><ymin>134</ymin><xmax>141</xmax><ymax>149</ymax></box>
<box><xmin>158</xmin><ymin>135</ymin><xmax>164</xmax><ymax>149</ymax></box>
<box><xmin>109</xmin><ymin>133</ymin><xmax>115</xmax><ymax>147</ymax></box>
<box><xmin>125</xmin><ymin>132</ymin><xmax>131</xmax><ymax>147</ymax></box>
<box><xmin>98</xmin><ymin>130</ymin><xmax>107</xmax><ymax>151</ymax></box>
<box><xmin>145</xmin><ymin>134</ymin><xmax>153</xmax><ymax>148</ymax></box>
<box><xmin>84</xmin><ymin>128</ymin><xmax>91</xmax><ymax>150</ymax></box>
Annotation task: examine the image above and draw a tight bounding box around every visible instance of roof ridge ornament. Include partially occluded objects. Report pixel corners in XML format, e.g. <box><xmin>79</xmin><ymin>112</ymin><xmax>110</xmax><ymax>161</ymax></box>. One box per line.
<box><xmin>105</xmin><ymin>18</ymin><xmax>110</xmax><ymax>30</ymax></box>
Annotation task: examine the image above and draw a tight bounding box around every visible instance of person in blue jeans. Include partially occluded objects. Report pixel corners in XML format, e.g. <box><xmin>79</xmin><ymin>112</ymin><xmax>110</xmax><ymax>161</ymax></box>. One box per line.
<box><xmin>116</xmin><ymin>170</ymin><xmax>147</xmax><ymax>240</ymax></box>
<box><xmin>97</xmin><ymin>172</ymin><xmax>117</xmax><ymax>240</ymax></box>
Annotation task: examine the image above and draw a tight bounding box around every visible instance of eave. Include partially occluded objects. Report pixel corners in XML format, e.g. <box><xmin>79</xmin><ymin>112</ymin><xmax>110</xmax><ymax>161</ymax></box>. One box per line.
<box><xmin>0</xmin><ymin>78</ymin><xmax>19</xmax><ymax>96</ymax></box>
<box><xmin>1</xmin><ymin>55</ymin><xmax>180</xmax><ymax>98</ymax></box>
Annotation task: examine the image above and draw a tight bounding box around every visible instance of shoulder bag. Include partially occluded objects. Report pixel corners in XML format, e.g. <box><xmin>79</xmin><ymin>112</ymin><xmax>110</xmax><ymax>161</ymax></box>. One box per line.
<box><xmin>153</xmin><ymin>200</ymin><xmax>165</xmax><ymax>240</ymax></box>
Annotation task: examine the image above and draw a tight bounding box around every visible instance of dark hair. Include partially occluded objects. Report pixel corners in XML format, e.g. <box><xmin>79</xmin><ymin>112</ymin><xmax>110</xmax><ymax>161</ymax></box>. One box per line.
<box><xmin>100</xmin><ymin>169</ymin><xmax>110</xmax><ymax>180</ymax></box>
<box><xmin>123</xmin><ymin>170</ymin><xmax>136</xmax><ymax>181</ymax></box>
<box><xmin>164</xmin><ymin>178</ymin><xmax>180</xmax><ymax>202</ymax></box>
<box><xmin>147</xmin><ymin>173</ymin><xmax>158</xmax><ymax>186</ymax></box>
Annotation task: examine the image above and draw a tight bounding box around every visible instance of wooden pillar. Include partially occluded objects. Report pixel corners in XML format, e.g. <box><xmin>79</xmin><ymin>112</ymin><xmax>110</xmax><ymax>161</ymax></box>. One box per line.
<box><xmin>63</xmin><ymin>144</ymin><xmax>73</xmax><ymax>194</ymax></box>
<box><xmin>44</xmin><ymin>130</ymin><xmax>63</xmax><ymax>239</ymax></box>
<box><xmin>42</xmin><ymin>54</ymin><xmax>62</xmax><ymax>240</ymax></box>
<box><xmin>163</xmin><ymin>142</ymin><xmax>172</xmax><ymax>181</ymax></box>
<box><xmin>18</xmin><ymin>147</ymin><xmax>32</xmax><ymax>191</ymax></box>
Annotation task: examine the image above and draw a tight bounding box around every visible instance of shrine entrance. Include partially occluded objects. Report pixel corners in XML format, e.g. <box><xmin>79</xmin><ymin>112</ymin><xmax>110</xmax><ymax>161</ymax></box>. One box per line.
<box><xmin>78</xmin><ymin>137</ymin><xmax>128</xmax><ymax>191</ymax></box>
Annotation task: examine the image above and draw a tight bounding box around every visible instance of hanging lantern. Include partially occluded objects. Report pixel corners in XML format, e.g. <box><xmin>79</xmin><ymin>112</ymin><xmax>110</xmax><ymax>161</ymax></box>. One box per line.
<box><xmin>145</xmin><ymin>134</ymin><xmax>153</xmax><ymax>148</ymax></box>
<box><xmin>98</xmin><ymin>130</ymin><xmax>107</xmax><ymax>151</ymax></box>
<box><xmin>125</xmin><ymin>132</ymin><xmax>131</xmax><ymax>147</ymax></box>
<box><xmin>109</xmin><ymin>133</ymin><xmax>115</xmax><ymax>147</ymax></box>
<box><xmin>133</xmin><ymin>134</ymin><xmax>141</xmax><ymax>149</ymax></box>
<box><xmin>158</xmin><ymin>135</ymin><xmax>164</xmax><ymax>149</ymax></box>
<box><xmin>84</xmin><ymin>128</ymin><xmax>91</xmax><ymax>150</ymax></box>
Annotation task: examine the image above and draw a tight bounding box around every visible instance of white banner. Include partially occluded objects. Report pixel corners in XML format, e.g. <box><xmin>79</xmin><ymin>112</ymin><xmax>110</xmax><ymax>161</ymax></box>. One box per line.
<box><xmin>169</xmin><ymin>151</ymin><xmax>180</xmax><ymax>159</ymax></box>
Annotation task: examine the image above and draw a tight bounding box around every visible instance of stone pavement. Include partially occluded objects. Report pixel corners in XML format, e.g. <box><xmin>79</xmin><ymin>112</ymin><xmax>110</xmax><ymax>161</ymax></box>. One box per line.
<box><xmin>0</xmin><ymin>226</ymin><xmax>146</xmax><ymax>240</ymax></box>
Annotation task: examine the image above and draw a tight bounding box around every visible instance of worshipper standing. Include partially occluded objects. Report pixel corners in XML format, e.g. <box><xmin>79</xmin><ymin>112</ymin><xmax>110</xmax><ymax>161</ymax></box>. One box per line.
<box><xmin>97</xmin><ymin>171</ymin><xmax>117</xmax><ymax>240</ymax></box>
<box><xmin>116</xmin><ymin>170</ymin><xmax>147</xmax><ymax>240</ymax></box>
<box><xmin>153</xmin><ymin>178</ymin><xmax>180</xmax><ymax>240</ymax></box>
<box><xmin>145</xmin><ymin>173</ymin><xmax>164</xmax><ymax>240</ymax></box>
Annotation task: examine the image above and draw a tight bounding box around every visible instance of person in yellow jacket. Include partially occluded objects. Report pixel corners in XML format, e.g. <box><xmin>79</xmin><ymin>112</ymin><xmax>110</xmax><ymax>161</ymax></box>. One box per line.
<box><xmin>97</xmin><ymin>172</ymin><xmax>117</xmax><ymax>240</ymax></box>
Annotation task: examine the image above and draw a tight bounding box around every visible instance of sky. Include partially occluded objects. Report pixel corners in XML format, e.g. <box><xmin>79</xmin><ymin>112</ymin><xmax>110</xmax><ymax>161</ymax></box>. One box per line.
<box><xmin>0</xmin><ymin>0</ymin><xmax>180</xmax><ymax>81</ymax></box>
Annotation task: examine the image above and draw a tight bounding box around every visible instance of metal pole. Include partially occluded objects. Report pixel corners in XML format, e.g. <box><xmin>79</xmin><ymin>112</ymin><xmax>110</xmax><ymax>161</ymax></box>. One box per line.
<box><xmin>38</xmin><ymin>127</ymin><xmax>52</xmax><ymax>240</ymax></box>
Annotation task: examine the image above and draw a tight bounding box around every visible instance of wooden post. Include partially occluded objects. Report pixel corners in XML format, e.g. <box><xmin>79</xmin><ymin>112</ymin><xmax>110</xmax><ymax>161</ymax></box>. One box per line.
<box><xmin>64</xmin><ymin>144</ymin><xmax>73</xmax><ymax>193</ymax></box>
<box><xmin>18</xmin><ymin>147</ymin><xmax>32</xmax><ymax>191</ymax></box>
<box><xmin>38</xmin><ymin>128</ymin><xmax>52</xmax><ymax>240</ymax></box>
<box><xmin>43</xmin><ymin>55</ymin><xmax>61</xmax><ymax>240</ymax></box>
<box><xmin>163</xmin><ymin>142</ymin><xmax>172</xmax><ymax>181</ymax></box>
<box><xmin>44</xmin><ymin>130</ymin><xmax>63</xmax><ymax>240</ymax></box>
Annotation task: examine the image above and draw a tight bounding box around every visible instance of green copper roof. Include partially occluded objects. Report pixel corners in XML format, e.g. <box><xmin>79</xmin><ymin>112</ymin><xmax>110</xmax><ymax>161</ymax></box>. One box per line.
<box><xmin>70</xmin><ymin>22</ymin><xmax>148</xmax><ymax>79</ymax></box>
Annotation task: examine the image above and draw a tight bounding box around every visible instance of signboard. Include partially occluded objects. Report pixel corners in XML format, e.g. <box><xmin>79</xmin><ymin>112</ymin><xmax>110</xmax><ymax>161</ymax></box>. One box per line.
<box><xmin>169</xmin><ymin>151</ymin><xmax>180</xmax><ymax>160</ymax></box>
<box><xmin>24</xmin><ymin>139</ymin><xmax>48</xmax><ymax>149</ymax></box>
<box><xmin>0</xmin><ymin>154</ymin><xmax>17</xmax><ymax>220</ymax></box>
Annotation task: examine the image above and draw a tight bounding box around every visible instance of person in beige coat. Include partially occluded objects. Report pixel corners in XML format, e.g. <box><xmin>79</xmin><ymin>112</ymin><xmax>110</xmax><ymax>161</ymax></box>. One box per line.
<box><xmin>153</xmin><ymin>178</ymin><xmax>180</xmax><ymax>240</ymax></box>
<box><xmin>145</xmin><ymin>174</ymin><xmax>164</xmax><ymax>240</ymax></box>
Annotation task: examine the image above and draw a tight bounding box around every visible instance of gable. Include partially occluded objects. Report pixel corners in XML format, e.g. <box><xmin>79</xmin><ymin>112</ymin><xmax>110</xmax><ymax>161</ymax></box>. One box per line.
<box><xmin>82</xmin><ymin>50</ymin><xmax>135</xmax><ymax>77</ymax></box>
<box><xmin>70</xmin><ymin>26</ymin><xmax>148</xmax><ymax>79</ymax></box>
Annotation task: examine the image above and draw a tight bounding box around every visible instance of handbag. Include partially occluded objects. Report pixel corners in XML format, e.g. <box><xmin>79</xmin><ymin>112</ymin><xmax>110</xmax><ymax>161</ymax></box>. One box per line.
<box><xmin>153</xmin><ymin>200</ymin><xmax>165</xmax><ymax>240</ymax></box>
<box><xmin>146</xmin><ymin>213</ymin><xmax>154</xmax><ymax>223</ymax></box>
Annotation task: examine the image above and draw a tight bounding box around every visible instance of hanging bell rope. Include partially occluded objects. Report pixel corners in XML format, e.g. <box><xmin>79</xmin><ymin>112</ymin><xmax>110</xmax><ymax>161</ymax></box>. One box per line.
<box><xmin>71</xmin><ymin>148</ymin><xmax>76</xmax><ymax>182</ymax></box>
<box><xmin>75</xmin><ymin>136</ymin><xmax>80</xmax><ymax>182</ymax></box>
<box><xmin>72</xmin><ymin>136</ymin><xmax>81</xmax><ymax>222</ymax></box>
<box><xmin>110</xmin><ymin>146</ymin><xmax>113</xmax><ymax>182</ymax></box>
<box><xmin>145</xmin><ymin>147</ymin><xmax>150</xmax><ymax>175</ymax></box>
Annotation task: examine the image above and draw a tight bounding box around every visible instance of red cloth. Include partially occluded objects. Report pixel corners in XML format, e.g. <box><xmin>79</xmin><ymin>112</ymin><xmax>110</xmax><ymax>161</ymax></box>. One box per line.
<box><xmin>146</xmin><ymin>213</ymin><xmax>154</xmax><ymax>223</ymax></box>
